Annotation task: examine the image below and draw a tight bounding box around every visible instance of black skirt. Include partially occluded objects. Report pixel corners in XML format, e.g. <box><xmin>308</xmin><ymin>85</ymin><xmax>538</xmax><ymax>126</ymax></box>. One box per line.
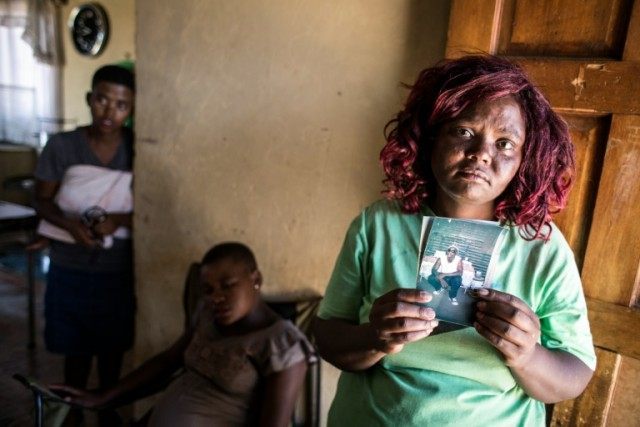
<box><xmin>44</xmin><ymin>263</ymin><xmax>135</xmax><ymax>355</ymax></box>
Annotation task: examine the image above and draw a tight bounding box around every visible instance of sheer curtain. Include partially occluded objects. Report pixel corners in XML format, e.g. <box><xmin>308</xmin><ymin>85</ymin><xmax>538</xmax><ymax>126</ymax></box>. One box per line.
<box><xmin>0</xmin><ymin>0</ymin><xmax>63</xmax><ymax>148</ymax></box>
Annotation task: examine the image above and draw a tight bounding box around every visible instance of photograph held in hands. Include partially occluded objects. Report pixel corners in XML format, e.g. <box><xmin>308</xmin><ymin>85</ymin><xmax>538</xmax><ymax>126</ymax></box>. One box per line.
<box><xmin>416</xmin><ymin>216</ymin><xmax>506</xmax><ymax>327</ymax></box>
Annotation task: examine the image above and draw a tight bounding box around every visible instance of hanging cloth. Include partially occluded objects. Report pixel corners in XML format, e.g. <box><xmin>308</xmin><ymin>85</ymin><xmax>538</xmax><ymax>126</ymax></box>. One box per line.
<box><xmin>22</xmin><ymin>0</ymin><xmax>64</xmax><ymax>66</ymax></box>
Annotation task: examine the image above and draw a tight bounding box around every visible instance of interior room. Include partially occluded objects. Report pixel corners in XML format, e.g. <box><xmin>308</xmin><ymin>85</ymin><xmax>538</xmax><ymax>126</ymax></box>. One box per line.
<box><xmin>1</xmin><ymin>0</ymin><xmax>640</xmax><ymax>426</ymax></box>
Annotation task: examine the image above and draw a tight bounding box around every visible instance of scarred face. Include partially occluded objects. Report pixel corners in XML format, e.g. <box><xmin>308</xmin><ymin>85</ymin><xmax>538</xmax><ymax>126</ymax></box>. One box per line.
<box><xmin>200</xmin><ymin>258</ymin><xmax>261</xmax><ymax>326</ymax></box>
<box><xmin>87</xmin><ymin>81</ymin><xmax>134</xmax><ymax>136</ymax></box>
<box><xmin>431</xmin><ymin>96</ymin><xmax>525</xmax><ymax>217</ymax></box>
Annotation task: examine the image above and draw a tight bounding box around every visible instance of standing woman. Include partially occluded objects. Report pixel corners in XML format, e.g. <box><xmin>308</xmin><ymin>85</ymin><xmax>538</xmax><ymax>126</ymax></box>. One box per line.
<box><xmin>313</xmin><ymin>55</ymin><xmax>595</xmax><ymax>426</ymax></box>
<box><xmin>34</xmin><ymin>65</ymin><xmax>135</xmax><ymax>405</ymax></box>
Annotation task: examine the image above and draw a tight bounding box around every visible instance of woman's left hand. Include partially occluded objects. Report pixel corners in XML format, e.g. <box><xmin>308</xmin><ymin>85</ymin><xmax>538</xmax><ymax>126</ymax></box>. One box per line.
<box><xmin>48</xmin><ymin>384</ymin><xmax>110</xmax><ymax>409</ymax></box>
<box><xmin>471</xmin><ymin>288</ymin><xmax>540</xmax><ymax>369</ymax></box>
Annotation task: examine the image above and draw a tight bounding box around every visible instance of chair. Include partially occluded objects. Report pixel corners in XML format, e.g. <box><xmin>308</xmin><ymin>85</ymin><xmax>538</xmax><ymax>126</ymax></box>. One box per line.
<box><xmin>264</xmin><ymin>298</ymin><xmax>322</xmax><ymax>427</ymax></box>
<box><xmin>12</xmin><ymin>373</ymin><xmax>72</xmax><ymax>427</ymax></box>
<box><xmin>15</xmin><ymin>262</ymin><xmax>322</xmax><ymax>427</ymax></box>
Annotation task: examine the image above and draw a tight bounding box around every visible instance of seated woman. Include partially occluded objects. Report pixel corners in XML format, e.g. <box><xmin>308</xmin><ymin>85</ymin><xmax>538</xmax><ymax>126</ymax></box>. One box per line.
<box><xmin>51</xmin><ymin>242</ymin><xmax>316</xmax><ymax>427</ymax></box>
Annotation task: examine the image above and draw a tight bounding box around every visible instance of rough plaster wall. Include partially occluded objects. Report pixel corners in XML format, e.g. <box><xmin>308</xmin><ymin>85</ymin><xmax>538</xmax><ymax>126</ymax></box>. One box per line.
<box><xmin>61</xmin><ymin>0</ymin><xmax>135</xmax><ymax>125</ymax></box>
<box><xmin>134</xmin><ymin>0</ymin><xmax>449</xmax><ymax>422</ymax></box>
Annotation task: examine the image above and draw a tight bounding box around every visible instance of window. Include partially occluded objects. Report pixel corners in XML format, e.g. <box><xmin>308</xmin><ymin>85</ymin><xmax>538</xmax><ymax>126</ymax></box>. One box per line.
<box><xmin>1</xmin><ymin>0</ymin><xmax>62</xmax><ymax>148</ymax></box>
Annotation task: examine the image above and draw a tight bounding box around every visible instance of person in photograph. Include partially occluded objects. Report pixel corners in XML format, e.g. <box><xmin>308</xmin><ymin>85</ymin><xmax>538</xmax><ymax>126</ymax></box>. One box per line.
<box><xmin>313</xmin><ymin>55</ymin><xmax>595</xmax><ymax>426</ymax></box>
<box><xmin>427</xmin><ymin>245</ymin><xmax>463</xmax><ymax>305</ymax></box>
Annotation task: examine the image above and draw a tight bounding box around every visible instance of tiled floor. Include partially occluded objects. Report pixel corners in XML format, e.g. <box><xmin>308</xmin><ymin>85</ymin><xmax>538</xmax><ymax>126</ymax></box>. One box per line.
<box><xmin>0</xmin><ymin>244</ymin><xmax>62</xmax><ymax>426</ymax></box>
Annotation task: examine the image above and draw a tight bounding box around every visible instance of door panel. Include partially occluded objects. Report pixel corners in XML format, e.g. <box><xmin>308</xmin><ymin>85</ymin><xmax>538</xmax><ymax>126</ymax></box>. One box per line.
<box><xmin>581</xmin><ymin>114</ymin><xmax>640</xmax><ymax>305</ymax></box>
<box><xmin>447</xmin><ymin>0</ymin><xmax>640</xmax><ymax>424</ymax></box>
<box><xmin>608</xmin><ymin>356</ymin><xmax>640</xmax><ymax>426</ymax></box>
<box><xmin>446</xmin><ymin>1</ymin><xmax>502</xmax><ymax>54</ymax></box>
<box><xmin>497</xmin><ymin>0</ymin><xmax>634</xmax><ymax>58</ymax></box>
<box><xmin>587</xmin><ymin>299</ymin><xmax>640</xmax><ymax>360</ymax></box>
<box><xmin>521</xmin><ymin>60</ymin><xmax>640</xmax><ymax>114</ymax></box>
<box><xmin>623</xmin><ymin>0</ymin><xmax>640</xmax><ymax>60</ymax></box>
<box><xmin>551</xmin><ymin>348</ymin><xmax>620</xmax><ymax>427</ymax></box>
<box><xmin>553</xmin><ymin>114</ymin><xmax>608</xmax><ymax>270</ymax></box>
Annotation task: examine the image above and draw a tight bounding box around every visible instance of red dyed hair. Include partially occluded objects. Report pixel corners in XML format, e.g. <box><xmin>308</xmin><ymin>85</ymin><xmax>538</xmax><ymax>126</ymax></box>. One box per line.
<box><xmin>380</xmin><ymin>55</ymin><xmax>574</xmax><ymax>240</ymax></box>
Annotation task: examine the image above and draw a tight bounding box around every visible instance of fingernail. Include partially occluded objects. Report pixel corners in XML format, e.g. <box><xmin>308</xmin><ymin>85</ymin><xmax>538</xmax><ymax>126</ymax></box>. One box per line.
<box><xmin>471</xmin><ymin>288</ymin><xmax>489</xmax><ymax>297</ymax></box>
<box><xmin>419</xmin><ymin>291</ymin><xmax>429</xmax><ymax>299</ymax></box>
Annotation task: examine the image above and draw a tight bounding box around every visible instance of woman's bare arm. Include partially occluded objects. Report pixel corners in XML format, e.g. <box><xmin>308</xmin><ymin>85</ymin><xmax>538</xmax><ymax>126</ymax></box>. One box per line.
<box><xmin>313</xmin><ymin>289</ymin><xmax>438</xmax><ymax>371</ymax></box>
<box><xmin>313</xmin><ymin>318</ymin><xmax>387</xmax><ymax>371</ymax></box>
<box><xmin>472</xmin><ymin>288</ymin><xmax>593</xmax><ymax>403</ymax></box>
<box><xmin>509</xmin><ymin>345</ymin><xmax>593</xmax><ymax>403</ymax></box>
<box><xmin>50</xmin><ymin>332</ymin><xmax>191</xmax><ymax>408</ymax></box>
<box><xmin>258</xmin><ymin>361</ymin><xmax>308</xmax><ymax>427</ymax></box>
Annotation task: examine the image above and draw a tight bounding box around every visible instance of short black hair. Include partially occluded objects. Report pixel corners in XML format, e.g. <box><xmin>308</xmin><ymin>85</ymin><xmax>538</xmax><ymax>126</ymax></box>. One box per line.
<box><xmin>201</xmin><ymin>242</ymin><xmax>258</xmax><ymax>272</ymax></box>
<box><xmin>91</xmin><ymin>65</ymin><xmax>135</xmax><ymax>92</ymax></box>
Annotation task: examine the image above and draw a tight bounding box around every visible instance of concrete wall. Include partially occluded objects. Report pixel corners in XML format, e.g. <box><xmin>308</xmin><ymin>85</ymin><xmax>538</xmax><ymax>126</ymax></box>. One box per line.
<box><xmin>134</xmin><ymin>0</ymin><xmax>450</xmax><ymax>422</ymax></box>
<box><xmin>61</xmin><ymin>0</ymin><xmax>135</xmax><ymax>126</ymax></box>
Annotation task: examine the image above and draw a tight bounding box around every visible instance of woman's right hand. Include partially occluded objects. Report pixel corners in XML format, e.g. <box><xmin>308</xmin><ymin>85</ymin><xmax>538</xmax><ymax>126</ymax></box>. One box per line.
<box><xmin>48</xmin><ymin>384</ymin><xmax>111</xmax><ymax>409</ymax></box>
<box><xmin>368</xmin><ymin>289</ymin><xmax>439</xmax><ymax>354</ymax></box>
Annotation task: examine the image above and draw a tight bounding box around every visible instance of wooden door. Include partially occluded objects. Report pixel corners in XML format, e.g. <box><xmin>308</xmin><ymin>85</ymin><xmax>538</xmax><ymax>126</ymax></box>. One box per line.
<box><xmin>446</xmin><ymin>1</ymin><xmax>640</xmax><ymax>425</ymax></box>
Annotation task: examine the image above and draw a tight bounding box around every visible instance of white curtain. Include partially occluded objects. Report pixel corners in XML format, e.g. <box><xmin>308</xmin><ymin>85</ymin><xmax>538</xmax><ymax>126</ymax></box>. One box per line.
<box><xmin>0</xmin><ymin>0</ymin><xmax>63</xmax><ymax>148</ymax></box>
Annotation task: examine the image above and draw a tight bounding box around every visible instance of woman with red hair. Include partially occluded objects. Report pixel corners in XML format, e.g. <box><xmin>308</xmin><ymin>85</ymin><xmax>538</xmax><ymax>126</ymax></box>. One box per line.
<box><xmin>313</xmin><ymin>55</ymin><xmax>595</xmax><ymax>425</ymax></box>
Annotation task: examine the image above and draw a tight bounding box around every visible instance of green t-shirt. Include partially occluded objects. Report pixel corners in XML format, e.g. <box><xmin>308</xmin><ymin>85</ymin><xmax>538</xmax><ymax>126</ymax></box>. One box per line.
<box><xmin>318</xmin><ymin>199</ymin><xmax>596</xmax><ymax>426</ymax></box>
